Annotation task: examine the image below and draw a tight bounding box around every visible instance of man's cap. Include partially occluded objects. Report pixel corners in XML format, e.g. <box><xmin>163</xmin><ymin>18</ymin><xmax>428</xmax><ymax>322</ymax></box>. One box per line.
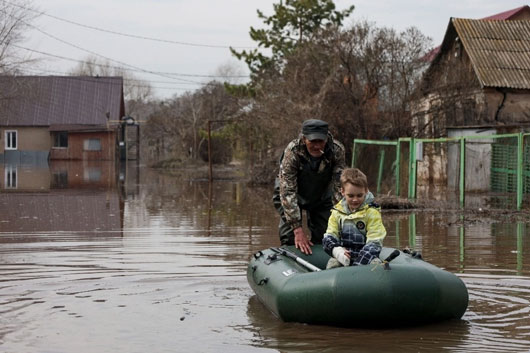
<box><xmin>302</xmin><ymin>119</ymin><xmax>328</xmax><ymax>141</ymax></box>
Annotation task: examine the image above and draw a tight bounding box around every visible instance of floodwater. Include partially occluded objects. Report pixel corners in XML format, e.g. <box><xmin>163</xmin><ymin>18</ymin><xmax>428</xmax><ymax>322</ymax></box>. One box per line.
<box><xmin>1</xmin><ymin>161</ymin><xmax>530</xmax><ymax>353</ymax></box>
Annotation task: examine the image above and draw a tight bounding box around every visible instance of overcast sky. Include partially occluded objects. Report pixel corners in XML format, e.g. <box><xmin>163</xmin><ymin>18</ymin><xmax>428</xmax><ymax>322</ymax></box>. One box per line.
<box><xmin>24</xmin><ymin>0</ymin><xmax>529</xmax><ymax>99</ymax></box>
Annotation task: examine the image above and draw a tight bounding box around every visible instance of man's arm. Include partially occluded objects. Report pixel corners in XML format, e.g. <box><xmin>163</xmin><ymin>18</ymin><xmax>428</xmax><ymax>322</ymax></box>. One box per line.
<box><xmin>279</xmin><ymin>143</ymin><xmax>314</xmax><ymax>254</ymax></box>
<box><xmin>279</xmin><ymin>144</ymin><xmax>302</xmax><ymax>229</ymax></box>
<box><xmin>331</xmin><ymin>140</ymin><xmax>346</xmax><ymax>204</ymax></box>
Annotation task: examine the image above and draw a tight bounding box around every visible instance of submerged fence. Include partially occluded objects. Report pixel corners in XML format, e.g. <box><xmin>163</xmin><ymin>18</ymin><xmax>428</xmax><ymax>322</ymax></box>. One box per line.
<box><xmin>351</xmin><ymin>132</ymin><xmax>530</xmax><ymax>210</ymax></box>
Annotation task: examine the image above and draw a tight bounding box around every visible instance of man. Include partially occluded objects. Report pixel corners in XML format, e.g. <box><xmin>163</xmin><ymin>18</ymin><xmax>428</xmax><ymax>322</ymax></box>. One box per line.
<box><xmin>273</xmin><ymin>119</ymin><xmax>345</xmax><ymax>254</ymax></box>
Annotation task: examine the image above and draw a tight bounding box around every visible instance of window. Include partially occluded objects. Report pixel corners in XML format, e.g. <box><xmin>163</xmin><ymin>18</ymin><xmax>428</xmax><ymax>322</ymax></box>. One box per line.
<box><xmin>5</xmin><ymin>130</ymin><xmax>17</xmax><ymax>150</ymax></box>
<box><xmin>5</xmin><ymin>165</ymin><xmax>17</xmax><ymax>189</ymax></box>
<box><xmin>53</xmin><ymin>132</ymin><xmax>68</xmax><ymax>148</ymax></box>
<box><xmin>51</xmin><ymin>170</ymin><xmax>68</xmax><ymax>188</ymax></box>
<box><xmin>84</xmin><ymin>168</ymin><xmax>101</xmax><ymax>182</ymax></box>
<box><xmin>84</xmin><ymin>138</ymin><xmax>101</xmax><ymax>151</ymax></box>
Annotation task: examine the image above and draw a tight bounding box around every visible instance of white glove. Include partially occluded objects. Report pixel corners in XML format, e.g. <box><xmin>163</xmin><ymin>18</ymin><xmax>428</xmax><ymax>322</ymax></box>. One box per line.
<box><xmin>332</xmin><ymin>246</ymin><xmax>350</xmax><ymax>267</ymax></box>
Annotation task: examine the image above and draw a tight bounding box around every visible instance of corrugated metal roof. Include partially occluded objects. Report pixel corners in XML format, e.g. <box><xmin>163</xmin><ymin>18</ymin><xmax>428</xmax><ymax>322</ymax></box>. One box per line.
<box><xmin>0</xmin><ymin>76</ymin><xmax>124</xmax><ymax>127</ymax></box>
<box><xmin>481</xmin><ymin>5</ymin><xmax>530</xmax><ymax>20</ymax></box>
<box><xmin>424</xmin><ymin>6</ymin><xmax>530</xmax><ymax>63</ymax></box>
<box><xmin>452</xmin><ymin>18</ymin><xmax>530</xmax><ymax>89</ymax></box>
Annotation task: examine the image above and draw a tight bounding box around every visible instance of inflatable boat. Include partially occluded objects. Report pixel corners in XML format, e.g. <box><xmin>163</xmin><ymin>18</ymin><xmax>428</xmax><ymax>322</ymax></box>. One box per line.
<box><xmin>247</xmin><ymin>246</ymin><xmax>468</xmax><ymax>327</ymax></box>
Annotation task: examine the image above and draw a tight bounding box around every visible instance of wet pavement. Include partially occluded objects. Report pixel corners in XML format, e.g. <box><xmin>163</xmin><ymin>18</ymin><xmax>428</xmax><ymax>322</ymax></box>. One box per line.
<box><xmin>1</xmin><ymin>162</ymin><xmax>530</xmax><ymax>352</ymax></box>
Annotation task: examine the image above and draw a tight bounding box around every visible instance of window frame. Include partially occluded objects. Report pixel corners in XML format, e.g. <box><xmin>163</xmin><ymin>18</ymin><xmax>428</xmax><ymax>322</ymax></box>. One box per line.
<box><xmin>53</xmin><ymin>131</ymin><xmax>68</xmax><ymax>148</ymax></box>
<box><xmin>83</xmin><ymin>138</ymin><xmax>102</xmax><ymax>151</ymax></box>
<box><xmin>4</xmin><ymin>165</ymin><xmax>17</xmax><ymax>189</ymax></box>
<box><xmin>5</xmin><ymin>130</ymin><xmax>17</xmax><ymax>150</ymax></box>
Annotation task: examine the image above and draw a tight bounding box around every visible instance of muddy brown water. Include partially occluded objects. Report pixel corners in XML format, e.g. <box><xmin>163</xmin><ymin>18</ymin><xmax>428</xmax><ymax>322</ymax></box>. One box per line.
<box><xmin>1</xmin><ymin>163</ymin><xmax>530</xmax><ymax>352</ymax></box>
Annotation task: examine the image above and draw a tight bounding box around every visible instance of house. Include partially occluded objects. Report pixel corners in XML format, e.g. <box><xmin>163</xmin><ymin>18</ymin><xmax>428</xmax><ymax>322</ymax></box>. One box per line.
<box><xmin>423</xmin><ymin>5</ymin><xmax>530</xmax><ymax>62</ymax></box>
<box><xmin>412</xmin><ymin>17</ymin><xmax>530</xmax><ymax>193</ymax></box>
<box><xmin>0</xmin><ymin>76</ymin><xmax>125</xmax><ymax>163</ymax></box>
<box><xmin>413</xmin><ymin>18</ymin><xmax>530</xmax><ymax>137</ymax></box>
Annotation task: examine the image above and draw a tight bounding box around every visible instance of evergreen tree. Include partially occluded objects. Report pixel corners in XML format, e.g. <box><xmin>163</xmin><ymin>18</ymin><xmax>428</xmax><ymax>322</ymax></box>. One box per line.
<box><xmin>228</xmin><ymin>0</ymin><xmax>354</xmax><ymax>96</ymax></box>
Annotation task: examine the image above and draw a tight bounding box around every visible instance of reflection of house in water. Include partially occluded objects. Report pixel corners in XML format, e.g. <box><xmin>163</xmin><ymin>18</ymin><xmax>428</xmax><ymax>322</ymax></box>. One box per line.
<box><xmin>49</xmin><ymin>161</ymin><xmax>118</xmax><ymax>190</ymax></box>
<box><xmin>0</xmin><ymin>161</ymin><xmax>126</xmax><ymax>234</ymax></box>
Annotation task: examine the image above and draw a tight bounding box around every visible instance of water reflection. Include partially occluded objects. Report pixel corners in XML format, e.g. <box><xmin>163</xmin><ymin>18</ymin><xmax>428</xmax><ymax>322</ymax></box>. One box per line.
<box><xmin>245</xmin><ymin>295</ymin><xmax>472</xmax><ymax>352</ymax></box>
<box><xmin>1</xmin><ymin>165</ymin><xmax>530</xmax><ymax>352</ymax></box>
<box><xmin>384</xmin><ymin>212</ymin><xmax>530</xmax><ymax>352</ymax></box>
<box><xmin>0</xmin><ymin>161</ymin><xmax>127</xmax><ymax>235</ymax></box>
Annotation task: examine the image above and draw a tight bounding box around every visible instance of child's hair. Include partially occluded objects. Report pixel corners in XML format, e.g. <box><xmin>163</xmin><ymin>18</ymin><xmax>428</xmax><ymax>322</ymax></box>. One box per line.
<box><xmin>340</xmin><ymin>168</ymin><xmax>368</xmax><ymax>189</ymax></box>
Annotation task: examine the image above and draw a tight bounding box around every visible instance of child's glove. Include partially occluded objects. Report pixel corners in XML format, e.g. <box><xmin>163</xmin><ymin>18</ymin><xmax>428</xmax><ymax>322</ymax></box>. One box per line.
<box><xmin>332</xmin><ymin>246</ymin><xmax>350</xmax><ymax>266</ymax></box>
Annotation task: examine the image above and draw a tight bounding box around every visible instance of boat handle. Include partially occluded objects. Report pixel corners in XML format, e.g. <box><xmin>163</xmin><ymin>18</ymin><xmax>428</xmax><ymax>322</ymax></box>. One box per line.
<box><xmin>253</xmin><ymin>251</ymin><xmax>264</xmax><ymax>259</ymax></box>
<box><xmin>252</xmin><ymin>265</ymin><xmax>257</xmax><ymax>273</ymax></box>
<box><xmin>257</xmin><ymin>277</ymin><xmax>269</xmax><ymax>286</ymax></box>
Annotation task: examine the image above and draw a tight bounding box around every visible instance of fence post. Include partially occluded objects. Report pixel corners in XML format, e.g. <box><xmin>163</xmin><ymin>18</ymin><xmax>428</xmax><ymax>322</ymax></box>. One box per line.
<box><xmin>459</xmin><ymin>217</ymin><xmax>465</xmax><ymax>269</ymax></box>
<box><xmin>517</xmin><ymin>222</ymin><xmax>524</xmax><ymax>274</ymax></box>
<box><xmin>517</xmin><ymin>132</ymin><xmax>523</xmax><ymax>210</ymax></box>
<box><xmin>408</xmin><ymin>138</ymin><xmax>416</xmax><ymax>199</ymax></box>
<box><xmin>377</xmin><ymin>149</ymin><xmax>385</xmax><ymax>194</ymax></box>
<box><xmin>395</xmin><ymin>140</ymin><xmax>401</xmax><ymax>197</ymax></box>
<box><xmin>207</xmin><ymin>120</ymin><xmax>212</xmax><ymax>183</ymax></box>
<box><xmin>351</xmin><ymin>140</ymin><xmax>357</xmax><ymax>167</ymax></box>
<box><xmin>408</xmin><ymin>213</ymin><xmax>416</xmax><ymax>248</ymax></box>
<box><xmin>460</xmin><ymin>137</ymin><xmax>465</xmax><ymax>208</ymax></box>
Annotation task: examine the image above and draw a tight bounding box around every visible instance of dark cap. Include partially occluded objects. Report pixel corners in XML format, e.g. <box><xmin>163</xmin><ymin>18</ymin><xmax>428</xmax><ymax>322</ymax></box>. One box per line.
<box><xmin>302</xmin><ymin>119</ymin><xmax>328</xmax><ymax>141</ymax></box>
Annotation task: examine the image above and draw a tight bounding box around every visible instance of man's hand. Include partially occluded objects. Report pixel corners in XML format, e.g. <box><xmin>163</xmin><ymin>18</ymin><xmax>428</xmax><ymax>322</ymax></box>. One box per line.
<box><xmin>293</xmin><ymin>227</ymin><xmax>313</xmax><ymax>255</ymax></box>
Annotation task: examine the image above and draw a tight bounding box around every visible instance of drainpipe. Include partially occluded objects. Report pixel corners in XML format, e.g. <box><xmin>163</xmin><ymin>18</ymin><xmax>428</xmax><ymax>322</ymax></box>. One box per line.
<box><xmin>494</xmin><ymin>89</ymin><xmax>506</xmax><ymax>122</ymax></box>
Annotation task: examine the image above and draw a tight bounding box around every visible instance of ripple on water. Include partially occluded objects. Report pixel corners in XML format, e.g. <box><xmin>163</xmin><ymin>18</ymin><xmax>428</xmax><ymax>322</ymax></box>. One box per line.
<box><xmin>459</xmin><ymin>273</ymin><xmax>530</xmax><ymax>352</ymax></box>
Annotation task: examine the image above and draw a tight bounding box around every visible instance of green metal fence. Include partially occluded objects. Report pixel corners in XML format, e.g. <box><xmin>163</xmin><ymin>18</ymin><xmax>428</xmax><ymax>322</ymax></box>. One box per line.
<box><xmin>351</xmin><ymin>133</ymin><xmax>530</xmax><ymax>210</ymax></box>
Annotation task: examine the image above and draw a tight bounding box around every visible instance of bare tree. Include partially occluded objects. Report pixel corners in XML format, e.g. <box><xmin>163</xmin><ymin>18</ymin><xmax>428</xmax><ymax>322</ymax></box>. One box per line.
<box><xmin>413</xmin><ymin>41</ymin><xmax>481</xmax><ymax>138</ymax></box>
<box><xmin>0</xmin><ymin>0</ymin><xmax>39</xmax><ymax>74</ymax></box>
<box><xmin>68</xmin><ymin>55</ymin><xmax>153</xmax><ymax>105</ymax></box>
<box><xmin>142</xmin><ymin>81</ymin><xmax>241</xmax><ymax>165</ymax></box>
<box><xmin>233</xmin><ymin>21</ymin><xmax>432</xmax><ymax>184</ymax></box>
<box><xmin>0</xmin><ymin>1</ymin><xmax>41</xmax><ymax>117</ymax></box>
<box><xmin>213</xmin><ymin>61</ymin><xmax>247</xmax><ymax>86</ymax></box>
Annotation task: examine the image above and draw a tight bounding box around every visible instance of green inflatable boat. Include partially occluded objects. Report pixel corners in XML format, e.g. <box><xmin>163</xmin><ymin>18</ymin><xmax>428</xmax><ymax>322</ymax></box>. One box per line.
<box><xmin>247</xmin><ymin>246</ymin><xmax>468</xmax><ymax>327</ymax></box>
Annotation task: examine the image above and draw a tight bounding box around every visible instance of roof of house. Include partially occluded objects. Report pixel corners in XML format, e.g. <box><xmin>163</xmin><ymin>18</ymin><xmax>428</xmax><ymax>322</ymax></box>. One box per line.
<box><xmin>424</xmin><ymin>5</ymin><xmax>530</xmax><ymax>62</ymax></box>
<box><xmin>0</xmin><ymin>76</ymin><xmax>124</xmax><ymax>128</ymax></box>
<box><xmin>482</xmin><ymin>5</ymin><xmax>530</xmax><ymax>20</ymax></box>
<box><xmin>446</xmin><ymin>18</ymin><xmax>530</xmax><ymax>89</ymax></box>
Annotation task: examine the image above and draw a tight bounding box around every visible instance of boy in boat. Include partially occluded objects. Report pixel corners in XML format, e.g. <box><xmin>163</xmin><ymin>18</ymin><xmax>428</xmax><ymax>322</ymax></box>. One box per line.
<box><xmin>322</xmin><ymin>168</ymin><xmax>386</xmax><ymax>268</ymax></box>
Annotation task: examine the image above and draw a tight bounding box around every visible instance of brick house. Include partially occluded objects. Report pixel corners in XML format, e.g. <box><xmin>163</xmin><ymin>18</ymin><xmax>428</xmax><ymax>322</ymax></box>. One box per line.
<box><xmin>0</xmin><ymin>76</ymin><xmax>125</xmax><ymax>164</ymax></box>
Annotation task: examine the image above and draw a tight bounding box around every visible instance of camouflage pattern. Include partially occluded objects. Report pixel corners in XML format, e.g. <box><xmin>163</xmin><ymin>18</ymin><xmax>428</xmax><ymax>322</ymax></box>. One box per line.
<box><xmin>276</xmin><ymin>133</ymin><xmax>345</xmax><ymax>231</ymax></box>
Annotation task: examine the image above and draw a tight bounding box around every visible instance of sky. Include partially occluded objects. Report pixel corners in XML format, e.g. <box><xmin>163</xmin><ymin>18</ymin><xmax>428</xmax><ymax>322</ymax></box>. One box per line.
<box><xmin>21</xmin><ymin>0</ymin><xmax>529</xmax><ymax>99</ymax></box>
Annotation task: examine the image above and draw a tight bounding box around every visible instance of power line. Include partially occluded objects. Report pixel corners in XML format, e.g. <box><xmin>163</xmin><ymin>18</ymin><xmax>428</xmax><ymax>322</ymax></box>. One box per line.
<box><xmin>27</xmin><ymin>22</ymin><xmax>248</xmax><ymax>79</ymax></box>
<box><xmin>22</xmin><ymin>66</ymin><xmax>223</xmax><ymax>89</ymax></box>
<box><xmin>0</xmin><ymin>6</ymin><xmax>249</xmax><ymax>81</ymax></box>
<box><xmin>2</xmin><ymin>1</ymin><xmax>250</xmax><ymax>97</ymax></box>
<box><xmin>5</xmin><ymin>0</ymin><xmax>256</xmax><ymax>49</ymax></box>
<box><xmin>21</xmin><ymin>71</ymin><xmax>197</xmax><ymax>91</ymax></box>
<box><xmin>13</xmin><ymin>44</ymin><xmax>226</xmax><ymax>85</ymax></box>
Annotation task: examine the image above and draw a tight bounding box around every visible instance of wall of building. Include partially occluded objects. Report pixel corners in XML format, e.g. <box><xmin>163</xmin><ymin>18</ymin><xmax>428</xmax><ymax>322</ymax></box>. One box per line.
<box><xmin>49</xmin><ymin>160</ymin><xmax>117</xmax><ymax>189</ymax></box>
<box><xmin>484</xmin><ymin>88</ymin><xmax>530</xmax><ymax>125</ymax></box>
<box><xmin>0</xmin><ymin>127</ymin><xmax>51</xmax><ymax>164</ymax></box>
<box><xmin>416</xmin><ymin>143</ymin><xmax>447</xmax><ymax>186</ymax></box>
<box><xmin>50</xmin><ymin>131</ymin><xmax>117</xmax><ymax>160</ymax></box>
<box><xmin>413</xmin><ymin>43</ymin><xmax>530</xmax><ymax>138</ymax></box>
<box><xmin>0</xmin><ymin>164</ymin><xmax>50</xmax><ymax>190</ymax></box>
<box><xmin>0</xmin><ymin>127</ymin><xmax>51</xmax><ymax>153</ymax></box>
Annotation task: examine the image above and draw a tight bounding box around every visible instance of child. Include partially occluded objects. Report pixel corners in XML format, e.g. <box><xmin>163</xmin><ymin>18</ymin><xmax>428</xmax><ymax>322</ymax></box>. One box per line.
<box><xmin>322</xmin><ymin>168</ymin><xmax>386</xmax><ymax>268</ymax></box>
